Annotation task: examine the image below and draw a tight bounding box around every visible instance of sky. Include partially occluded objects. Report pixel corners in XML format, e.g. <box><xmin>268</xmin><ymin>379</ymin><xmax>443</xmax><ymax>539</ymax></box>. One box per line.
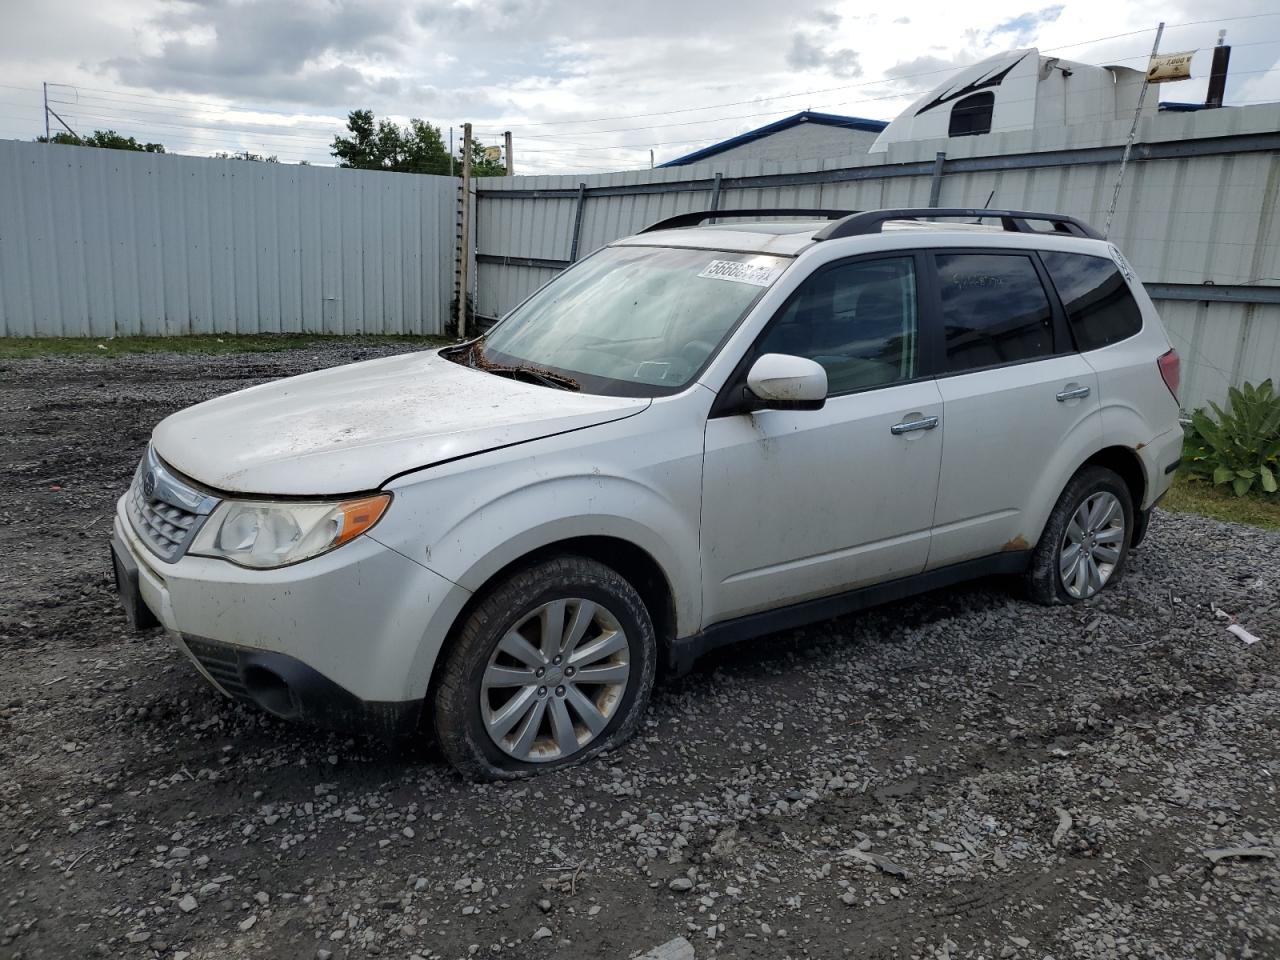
<box><xmin>0</xmin><ymin>0</ymin><xmax>1277</xmax><ymax>174</ymax></box>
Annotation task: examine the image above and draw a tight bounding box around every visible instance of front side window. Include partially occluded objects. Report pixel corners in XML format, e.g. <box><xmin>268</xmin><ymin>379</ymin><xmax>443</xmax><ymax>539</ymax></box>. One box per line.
<box><xmin>475</xmin><ymin>245</ymin><xmax>789</xmax><ymax>396</ymax></box>
<box><xmin>1040</xmin><ymin>250</ymin><xmax>1144</xmax><ymax>351</ymax></box>
<box><xmin>757</xmin><ymin>256</ymin><xmax>918</xmax><ymax>394</ymax></box>
<box><xmin>936</xmin><ymin>253</ymin><xmax>1055</xmax><ymax>373</ymax></box>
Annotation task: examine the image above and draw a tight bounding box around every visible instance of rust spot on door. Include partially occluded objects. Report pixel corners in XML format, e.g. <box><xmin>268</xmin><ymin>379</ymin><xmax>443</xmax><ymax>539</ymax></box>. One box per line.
<box><xmin>1002</xmin><ymin>535</ymin><xmax>1030</xmax><ymax>552</ymax></box>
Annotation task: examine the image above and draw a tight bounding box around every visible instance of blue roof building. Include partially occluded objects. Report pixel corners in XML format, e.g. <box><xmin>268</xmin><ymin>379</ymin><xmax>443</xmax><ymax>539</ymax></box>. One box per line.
<box><xmin>658</xmin><ymin>111</ymin><xmax>888</xmax><ymax>167</ymax></box>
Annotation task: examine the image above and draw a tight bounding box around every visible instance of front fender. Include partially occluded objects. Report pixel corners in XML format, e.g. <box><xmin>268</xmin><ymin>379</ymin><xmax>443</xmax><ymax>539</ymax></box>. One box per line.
<box><xmin>373</xmin><ymin>407</ymin><xmax>707</xmax><ymax>694</ymax></box>
<box><xmin>426</xmin><ymin>472</ymin><xmax>700</xmax><ymax>632</ymax></box>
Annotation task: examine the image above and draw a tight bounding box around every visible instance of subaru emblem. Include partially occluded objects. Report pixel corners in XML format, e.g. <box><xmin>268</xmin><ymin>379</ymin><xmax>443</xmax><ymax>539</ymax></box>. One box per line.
<box><xmin>142</xmin><ymin>470</ymin><xmax>157</xmax><ymax>500</ymax></box>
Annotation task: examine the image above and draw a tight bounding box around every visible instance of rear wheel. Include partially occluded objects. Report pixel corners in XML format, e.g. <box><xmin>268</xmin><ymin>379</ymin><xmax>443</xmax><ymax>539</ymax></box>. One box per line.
<box><xmin>1027</xmin><ymin>466</ymin><xmax>1133</xmax><ymax>605</ymax></box>
<box><xmin>434</xmin><ymin>555</ymin><xmax>656</xmax><ymax>780</ymax></box>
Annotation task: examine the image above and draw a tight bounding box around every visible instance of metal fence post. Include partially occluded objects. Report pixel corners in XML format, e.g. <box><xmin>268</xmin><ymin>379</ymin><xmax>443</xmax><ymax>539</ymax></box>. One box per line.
<box><xmin>708</xmin><ymin>172</ymin><xmax>723</xmax><ymax>224</ymax></box>
<box><xmin>928</xmin><ymin>152</ymin><xmax>946</xmax><ymax>208</ymax></box>
<box><xmin>568</xmin><ymin>182</ymin><xmax>587</xmax><ymax>262</ymax></box>
<box><xmin>456</xmin><ymin>122</ymin><xmax>473</xmax><ymax>338</ymax></box>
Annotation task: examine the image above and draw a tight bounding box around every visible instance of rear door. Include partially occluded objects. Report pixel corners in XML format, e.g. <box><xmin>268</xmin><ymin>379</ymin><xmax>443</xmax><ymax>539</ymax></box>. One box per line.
<box><xmin>926</xmin><ymin>249</ymin><xmax>1102</xmax><ymax>568</ymax></box>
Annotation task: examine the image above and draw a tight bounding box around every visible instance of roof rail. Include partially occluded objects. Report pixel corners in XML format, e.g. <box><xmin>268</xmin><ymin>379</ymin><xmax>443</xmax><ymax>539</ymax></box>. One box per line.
<box><xmin>640</xmin><ymin>209</ymin><xmax>855</xmax><ymax>233</ymax></box>
<box><xmin>812</xmin><ymin>208</ymin><xmax>1103</xmax><ymax>241</ymax></box>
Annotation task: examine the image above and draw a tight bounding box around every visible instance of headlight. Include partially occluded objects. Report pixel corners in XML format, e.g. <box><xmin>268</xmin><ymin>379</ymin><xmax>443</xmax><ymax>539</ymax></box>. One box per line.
<box><xmin>189</xmin><ymin>494</ymin><xmax>391</xmax><ymax>569</ymax></box>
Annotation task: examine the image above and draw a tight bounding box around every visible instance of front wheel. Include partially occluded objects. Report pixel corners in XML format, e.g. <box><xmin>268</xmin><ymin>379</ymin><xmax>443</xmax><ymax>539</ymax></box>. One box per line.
<box><xmin>1026</xmin><ymin>466</ymin><xmax>1133</xmax><ymax>605</ymax></box>
<box><xmin>433</xmin><ymin>555</ymin><xmax>656</xmax><ymax>780</ymax></box>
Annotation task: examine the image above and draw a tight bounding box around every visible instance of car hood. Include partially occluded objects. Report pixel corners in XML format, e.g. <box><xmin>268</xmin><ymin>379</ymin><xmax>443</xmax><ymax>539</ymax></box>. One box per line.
<box><xmin>151</xmin><ymin>350</ymin><xmax>650</xmax><ymax>495</ymax></box>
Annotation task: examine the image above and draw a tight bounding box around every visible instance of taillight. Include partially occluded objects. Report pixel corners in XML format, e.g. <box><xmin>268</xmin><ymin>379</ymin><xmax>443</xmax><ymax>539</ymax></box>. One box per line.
<box><xmin>1157</xmin><ymin>348</ymin><xmax>1180</xmax><ymax>402</ymax></box>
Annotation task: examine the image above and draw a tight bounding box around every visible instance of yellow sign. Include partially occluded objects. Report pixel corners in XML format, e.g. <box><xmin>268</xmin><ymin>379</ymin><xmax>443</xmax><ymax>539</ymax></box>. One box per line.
<box><xmin>484</xmin><ymin>145</ymin><xmax>502</xmax><ymax>162</ymax></box>
<box><xmin>1147</xmin><ymin>50</ymin><xmax>1194</xmax><ymax>83</ymax></box>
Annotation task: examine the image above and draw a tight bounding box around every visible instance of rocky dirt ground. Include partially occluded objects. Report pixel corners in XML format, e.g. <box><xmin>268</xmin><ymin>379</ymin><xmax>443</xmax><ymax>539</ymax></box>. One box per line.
<box><xmin>1</xmin><ymin>344</ymin><xmax>1278</xmax><ymax>960</ymax></box>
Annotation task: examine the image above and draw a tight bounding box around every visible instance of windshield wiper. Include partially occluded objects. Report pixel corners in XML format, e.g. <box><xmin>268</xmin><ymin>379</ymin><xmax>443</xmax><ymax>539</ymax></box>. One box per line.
<box><xmin>458</xmin><ymin>340</ymin><xmax>579</xmax><ymax>391</ymax></box>
<box><xmin>483</xmin><ymin>364</ymin><xmax>581</xmax><ymax>391</ymax></box>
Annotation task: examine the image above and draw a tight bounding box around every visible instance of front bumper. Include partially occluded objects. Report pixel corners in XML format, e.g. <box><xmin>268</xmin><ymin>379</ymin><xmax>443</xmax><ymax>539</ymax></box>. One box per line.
<box><xmin>177</xmin><ymin>633</ymin><xmax>421</xmax><ymax>740</ymax></box>
<box><xmin>112</xmin><ymin>494</ymin><xmax>471</xmax><ymax>727</ymax></box>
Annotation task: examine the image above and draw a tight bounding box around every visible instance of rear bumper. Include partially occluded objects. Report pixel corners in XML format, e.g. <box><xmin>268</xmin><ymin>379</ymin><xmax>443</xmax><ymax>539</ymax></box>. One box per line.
<box><xmin>1138</xmin><ymin>423</ymin><xmax>1184</xmax><ymax>508</ymax></box>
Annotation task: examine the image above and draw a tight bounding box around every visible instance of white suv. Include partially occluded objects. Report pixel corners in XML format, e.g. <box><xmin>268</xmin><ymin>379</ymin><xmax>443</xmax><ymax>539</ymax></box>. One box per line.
<box><xmin>111</xmin><ymin>208</ymin><xmax>1184</xmax><ymax>779</ymax></box>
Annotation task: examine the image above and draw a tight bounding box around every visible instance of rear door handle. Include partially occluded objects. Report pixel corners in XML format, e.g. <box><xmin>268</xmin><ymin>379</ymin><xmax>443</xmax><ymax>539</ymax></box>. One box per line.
<box><xmin>1056</xmin><ymin>385</ymin><xmax>1091</xmax><ymax>402</ymax></box>
<box><xmin>891</xmin><ymin>415</ymin><xmax>939</xmax><ymax>435</ymax></box>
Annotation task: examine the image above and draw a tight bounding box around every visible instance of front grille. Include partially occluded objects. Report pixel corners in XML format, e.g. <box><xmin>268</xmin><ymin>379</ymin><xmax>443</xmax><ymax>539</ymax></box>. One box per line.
<box><xmin>128</xmin><ymin>481</ymin><xmax>198</xmax><ymax>560</ymax></box>
<box><xmin>183</xmin><ymin>636</ymin><xmax>251</xmax><ymax>700</ymax></box>
<box><xmin>124</xmin><ymin>446</ymin><xmax>219</xmax><ymax>563</ymax></box>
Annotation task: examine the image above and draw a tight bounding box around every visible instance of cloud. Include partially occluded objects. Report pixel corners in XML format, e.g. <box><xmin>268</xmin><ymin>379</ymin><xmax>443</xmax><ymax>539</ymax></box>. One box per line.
<box><xmin>2</xmin><ymin>0</ymin><xmax>1273</xmax><ymax>174</ymax></box>
<box><xmin>103</xmin><ymin>0</ymin><xmax>412</xmax><ymax>103</ymax></box>
<box><xmin>786</xmin><ymin>33</ymin><xmax>862</xmax><ymax>78</ymax></box>
<box><xmin>986</xmin><ymin>5</ymin><xmax>1064</xmax><ymax>47</ymax></box>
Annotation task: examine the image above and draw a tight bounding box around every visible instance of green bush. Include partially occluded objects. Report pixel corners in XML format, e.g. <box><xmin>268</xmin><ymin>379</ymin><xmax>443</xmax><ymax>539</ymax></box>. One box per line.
<box><xmin>1182</xmin><ymin>379</ymin><xmax>1280</xmax><ymax>497</ymax></box>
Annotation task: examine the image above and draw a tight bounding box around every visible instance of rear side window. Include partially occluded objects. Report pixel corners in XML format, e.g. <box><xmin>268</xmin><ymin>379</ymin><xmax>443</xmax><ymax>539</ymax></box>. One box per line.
<box><xmin>935</xmin><ymin>253</ymin><xmax>1055</xmax><ymax>373</ymax></box>
<box><xmin>1041</xmin><ymin>251</ymin><xmax>1144</xmax><ymax>351</ymax></box>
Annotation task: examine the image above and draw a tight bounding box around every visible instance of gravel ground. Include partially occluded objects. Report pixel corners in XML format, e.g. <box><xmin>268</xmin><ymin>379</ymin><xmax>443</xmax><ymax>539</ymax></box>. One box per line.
<box><xmin>1</xmin><ymin>344</ymin><xmax>1278</xmax><ymax>960</ymax></box>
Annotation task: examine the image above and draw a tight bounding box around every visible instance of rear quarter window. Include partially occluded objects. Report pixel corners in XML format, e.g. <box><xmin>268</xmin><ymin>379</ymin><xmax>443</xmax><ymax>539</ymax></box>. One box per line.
<box><xmin>1041</xmin><ymin>251</ymin><xmax>1144</xmax><ymax>351</ymax></box>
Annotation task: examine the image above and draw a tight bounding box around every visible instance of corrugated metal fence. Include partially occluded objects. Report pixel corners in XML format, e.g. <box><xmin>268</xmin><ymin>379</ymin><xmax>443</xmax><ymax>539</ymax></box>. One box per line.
<box><xmin>0</xmin><ymin>139</ymin><xmax>457</xmax><ymax>337</ymax></box>
<box><xmin>475</xmin><ymin>103</ymin><xmax>1280</xmax><ymax>411</ymax></box>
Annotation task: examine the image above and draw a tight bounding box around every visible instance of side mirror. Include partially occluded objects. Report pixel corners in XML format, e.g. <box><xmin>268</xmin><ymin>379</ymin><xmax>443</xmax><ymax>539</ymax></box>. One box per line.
<box><xmin>745</xmin><ymin>353</ymin><xmax>828</xmax><ymax>411</ymax></box>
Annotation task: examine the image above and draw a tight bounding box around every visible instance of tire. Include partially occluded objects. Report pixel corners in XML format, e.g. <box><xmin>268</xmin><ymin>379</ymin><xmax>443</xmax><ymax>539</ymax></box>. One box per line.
<box><xmin>1026</xmin><ymin>466</ymin><xmax>1134</xmax><ymax>606</ymax></box>
<box><xmin>433</xmin><ymin>555</ymin><xmax>657</xmax><ymax>780</ymax></box>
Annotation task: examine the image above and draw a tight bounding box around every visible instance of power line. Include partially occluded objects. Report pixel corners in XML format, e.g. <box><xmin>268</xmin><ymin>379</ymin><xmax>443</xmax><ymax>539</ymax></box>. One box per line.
<box><xmin>23</xmin><ymin>13</ymin><xmax>1269</xmax><ymax>147</ymax></box>
<box><xmin>476</xmin><ymin>39</ymin><xmax>1280</xmax><ymax>143</ymax></box>
<box><xmin>4</xmin><ymin>12</ymin><xmax>1272</xmax><ymax>172</ymax></box>
<box><xmin>472</xmin><ymin>13</ymin><xmax>1280</xmax><ymax>131</ymax></box>
<box><xmin>488</xmin><ymin>64</ymin><xmax>1280</xmax><ymax>157</ymax></box>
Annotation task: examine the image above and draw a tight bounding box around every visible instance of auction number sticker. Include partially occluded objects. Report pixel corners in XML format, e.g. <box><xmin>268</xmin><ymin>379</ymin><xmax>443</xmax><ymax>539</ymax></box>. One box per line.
<box><xmin>697</xmin><ymin>259</ymin><xmax>783</xmax><ymax>287</ymax></box>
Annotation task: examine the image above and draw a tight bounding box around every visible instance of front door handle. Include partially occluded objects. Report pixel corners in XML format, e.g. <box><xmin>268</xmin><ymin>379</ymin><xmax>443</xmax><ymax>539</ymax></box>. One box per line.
<box><xmin>891</xmin><ymin>415</ymin><xmax>939</xmax><ymax>435</ymax></box>
<box><xmin>1056</xmin><ymin>385</ymin><xmax>1091</xmax><ymax>402</ymax></box>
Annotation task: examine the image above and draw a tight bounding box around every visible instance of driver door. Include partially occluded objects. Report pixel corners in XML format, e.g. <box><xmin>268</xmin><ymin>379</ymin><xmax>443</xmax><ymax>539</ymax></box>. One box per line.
<box><xmin>700</xmin><ymin>254</ymin><xmax>944</xmax><ymax>625</ymax></box>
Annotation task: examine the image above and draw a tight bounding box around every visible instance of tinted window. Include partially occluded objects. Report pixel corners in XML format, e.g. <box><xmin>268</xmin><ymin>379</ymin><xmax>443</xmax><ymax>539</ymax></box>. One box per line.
<box><xmin>1041</xmin><ymin>251</ymin><xmax>1143</xmax><ymax>350</ymax></box>
<box><xmin>936</xmin><ymin>253</ymin><xmax>1055</xmax><ymax>372</ymax></box>
<box><xmin>949</xmin><ymin>92</ymin><xmax>994</xmax><ymax>137</ymax></box>
<box><xmin>758</xmin><ymin>257</ymin><xmax>917</xmax><ymax>394</ymax></box>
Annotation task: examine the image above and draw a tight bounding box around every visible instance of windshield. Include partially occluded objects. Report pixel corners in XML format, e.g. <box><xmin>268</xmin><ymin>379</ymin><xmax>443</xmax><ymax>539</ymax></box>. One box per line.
<box><xmin>470</xmin><ymin>245</ymin><xmax>790</xmax><ymax>396</ymax></box>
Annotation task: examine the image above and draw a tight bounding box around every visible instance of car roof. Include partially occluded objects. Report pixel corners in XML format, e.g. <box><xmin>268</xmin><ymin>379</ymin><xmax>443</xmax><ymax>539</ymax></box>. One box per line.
<box><xmin>613</xmin><ymin>218</ymin><xmax>1112</xmax><ymax>258</ymax></box>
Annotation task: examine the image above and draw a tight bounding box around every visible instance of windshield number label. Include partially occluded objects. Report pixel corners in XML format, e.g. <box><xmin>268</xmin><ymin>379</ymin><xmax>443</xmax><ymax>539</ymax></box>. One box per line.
<box><xmin>697</xmin><ymin>259</ymin><xmax>782</xmax><ymax>287</ymax></box>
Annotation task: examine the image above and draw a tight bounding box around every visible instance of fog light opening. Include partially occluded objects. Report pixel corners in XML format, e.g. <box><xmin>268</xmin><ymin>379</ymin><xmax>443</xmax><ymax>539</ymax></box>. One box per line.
<box><xmin>242</xmin><ymin>666</ymin><xmax>300</xmax><ymax>718</ymax></box>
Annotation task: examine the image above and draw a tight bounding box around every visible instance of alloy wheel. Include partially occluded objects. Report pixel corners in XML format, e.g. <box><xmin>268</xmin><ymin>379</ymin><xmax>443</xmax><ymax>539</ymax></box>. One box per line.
<box><xmin>479</xmin><ymin>598</ymin><xmax>631</xmax><ymax>763</ymax></box>
<box><xmin>1058</xmin><ymin>490</ymin><xmax>1125</xmax><ymax>600</ymax></box>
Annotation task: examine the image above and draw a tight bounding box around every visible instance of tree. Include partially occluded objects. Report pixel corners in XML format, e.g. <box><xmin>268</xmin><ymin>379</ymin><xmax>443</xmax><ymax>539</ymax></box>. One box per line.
<box><xmin>466</xmin><ymin>138</ymin><xmax>508</xmax><ymax>177</ymax></box>
<box><xmin>37</xmin><ymin>129</ymin><xmax>165</xmax><ymax>153</ymax></box>
<box><xmin>213</xmin><ymin>150</ymin><xmax>280</xmax><ymax>162</ymax></box>
<box><xmin>331</xmin><ymin>109</ymin><xmax>506</xmax><ymax>176</ymax></box>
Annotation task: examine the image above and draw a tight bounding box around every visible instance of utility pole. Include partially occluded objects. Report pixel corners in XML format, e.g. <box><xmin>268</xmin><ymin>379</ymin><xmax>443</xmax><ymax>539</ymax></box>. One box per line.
<box><xmin>456</xmin><ymin>122</ymin><xmax>473</xmax><ymax>339</ymax></box>
<box><xmin>504</xmin><ymin>130</ymin><xmax>514</xmax><ymax>176</ymax></box>
<box><xmin>1105</xmin><ymin>21</ymin><xmax>1164</xmax><ymax>239</ymax></box>
<box><xmin>43</xmin><ymin>82</ymin><xmax>49</xmax><ymax>140</ymax></box>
